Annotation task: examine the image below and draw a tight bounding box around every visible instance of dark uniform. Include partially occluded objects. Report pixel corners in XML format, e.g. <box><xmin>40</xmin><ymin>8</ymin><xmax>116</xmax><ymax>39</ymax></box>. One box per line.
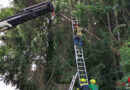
<box><xmin>79</xmin><ymin>83</ymin><xmax>90</xmax><ymax>90</ymax></box>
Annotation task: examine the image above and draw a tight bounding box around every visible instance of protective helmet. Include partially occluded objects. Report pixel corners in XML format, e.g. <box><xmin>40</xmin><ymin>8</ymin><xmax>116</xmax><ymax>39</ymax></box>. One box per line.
<box><xmin>90</xmin><ymin>79</ymin><xmax>96</xmax><ymax>84</ymax></box>
<box><xmin>80</xmin><ymin>78</ymin><xmax>87</xmax><ymax>83</ymax></box>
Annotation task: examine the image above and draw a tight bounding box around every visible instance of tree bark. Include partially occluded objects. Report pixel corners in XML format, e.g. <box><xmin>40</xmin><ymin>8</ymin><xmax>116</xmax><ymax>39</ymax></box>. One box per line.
<box><xmin>114</xmin><ymin>10</ymin><xmax>121</xmax><ymax>47</ymax></box>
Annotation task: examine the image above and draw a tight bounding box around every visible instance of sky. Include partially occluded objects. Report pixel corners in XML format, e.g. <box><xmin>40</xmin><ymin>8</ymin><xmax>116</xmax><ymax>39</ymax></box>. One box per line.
<box><xmin>0</xmin><ymin>82</ymin><xmax>16</xmax><ymax>90</ymax></box>
<box><xmin>0</xmin><ymin>0</ymin><xmax>13</xmax><ymax>8</ymax></box>
<box><xmin>0</xmin><ymin>1</ymin><xmax>17</xmax><ymax>90</ymax></box>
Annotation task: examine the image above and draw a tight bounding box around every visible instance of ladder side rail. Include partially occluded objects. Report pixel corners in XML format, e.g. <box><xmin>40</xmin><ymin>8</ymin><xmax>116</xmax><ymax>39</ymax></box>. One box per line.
<box><xmin>68</xmin><ymin>73</ymin><xmax>78</xmax><ymax>90</ymax></box>
<box><xmin>71</xmin><ymin>16</ymin><xmax>81</xmax><ymax>83</ymax></box>
<box><xmin>71</xmin><ymin>16</ymin><xmax>80</xmax><ymax>83</ymax></box>
<box><xmin>69</xmin><ymin>76</ymin><xmax>74</xmax><ymax>90</ymax></box>
<box><xmin>80</xmin><ymin>48</ymin><xmax>89</xmax><ymax>83</ymax></box>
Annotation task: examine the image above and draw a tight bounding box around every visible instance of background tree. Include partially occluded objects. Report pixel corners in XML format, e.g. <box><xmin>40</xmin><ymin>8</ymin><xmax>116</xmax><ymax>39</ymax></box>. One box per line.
<box><xmin>0</xmin><ymin>0</ymin><xmax>129</xmax><ymax>90</ymax></box>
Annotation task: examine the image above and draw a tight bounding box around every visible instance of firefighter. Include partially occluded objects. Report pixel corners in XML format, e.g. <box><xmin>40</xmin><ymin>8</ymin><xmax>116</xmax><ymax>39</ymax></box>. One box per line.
<box><xmin>74</xmin><ymin>24</ymin><xmax>83</xmax><ymax>47</ymax></box>
<box><xmin>89</xmin><ymin>79</ymin><xmax>99</xmax><ymax>90</ymax></box>
<box><xmin>77</xmin><ymin>78</ymin><xmax>90</xmax><ymax>90</ymax></box>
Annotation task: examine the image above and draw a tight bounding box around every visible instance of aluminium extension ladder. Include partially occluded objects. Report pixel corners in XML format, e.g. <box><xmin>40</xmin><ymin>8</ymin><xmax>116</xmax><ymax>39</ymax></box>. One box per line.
<box><xmin>69</xmin><ymin>73</ymin><xmax>78</xmax><ymax>90</ymax></box>
<box><xmin>71</xmin><ymin>14</ymin><xmax>89</xmax><ymax>85</ymax></box>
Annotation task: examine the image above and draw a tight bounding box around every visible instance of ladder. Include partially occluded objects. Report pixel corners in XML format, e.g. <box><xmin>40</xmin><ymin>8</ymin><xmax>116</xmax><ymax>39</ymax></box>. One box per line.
<box><xmin>69</xmin><ymin>73</ymin><xmax>78</xmax><ymax>90</ymax></box>
<box><xmin>71</xmin><ymin>15</ymin><xmax>89</xmax><ymax>85</ymax></box>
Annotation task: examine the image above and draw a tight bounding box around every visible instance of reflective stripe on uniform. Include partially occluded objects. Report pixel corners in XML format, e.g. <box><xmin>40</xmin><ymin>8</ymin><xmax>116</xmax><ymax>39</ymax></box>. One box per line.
<box><xmin>80</xmin><ymin>83</ymin><xmax>89</xmax><ymax>87</ymax></box>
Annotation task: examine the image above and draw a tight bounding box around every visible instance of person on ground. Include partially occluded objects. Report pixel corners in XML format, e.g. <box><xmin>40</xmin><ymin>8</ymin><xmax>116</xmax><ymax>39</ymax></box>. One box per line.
<box><xmin>77</xmin><ymin>78</ymin><xmax>90</xmax><ymax>90</ymax></box>
<box><xmin>89</xmin><ymin>79</ymin><xmax>99</xmax><ymax>90</ymax></box>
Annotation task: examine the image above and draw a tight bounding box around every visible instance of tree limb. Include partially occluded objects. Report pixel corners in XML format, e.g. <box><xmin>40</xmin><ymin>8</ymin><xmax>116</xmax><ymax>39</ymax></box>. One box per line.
<box><xmin>59</xmin><ymin>13</ymin><xmax>120</xmax><ymax>55</ymax></box>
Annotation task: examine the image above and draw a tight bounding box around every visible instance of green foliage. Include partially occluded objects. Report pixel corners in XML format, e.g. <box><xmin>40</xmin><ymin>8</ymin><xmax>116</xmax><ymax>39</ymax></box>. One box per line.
<box><xmin>117</xmin><ymin>42</ymin><xmax>130</xmax><ymax>90</ymax></box>
<box><xmin>113</xmin><ymin>24</ymin><xmax>126</xmax><ymax>35</ymax></box>
<box><xmin>0</xmin><ymin>0</ymin><xmax>129</xmax><ymax>90</ymax></box>
<box><xmin>120</xmin><ymin>42</ymin><xmax>130</xmax><ymax>74</ymax></box>
<box><xmin>0</xmin><ymin>8</ymin><xmax>14</xmax><ymax>18</ymax></box>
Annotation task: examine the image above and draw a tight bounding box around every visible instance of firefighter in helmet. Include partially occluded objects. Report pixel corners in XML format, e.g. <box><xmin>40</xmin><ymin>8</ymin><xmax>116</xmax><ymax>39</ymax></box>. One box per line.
<box><xmin>89</xmin><ymin>79</ymin><xmax>99</xmax><ymax>90</ymax></box>
<box><xmin>77</xmin><ymin>78</ymin><xmax>90</xmax><ymax>90</ymax></box>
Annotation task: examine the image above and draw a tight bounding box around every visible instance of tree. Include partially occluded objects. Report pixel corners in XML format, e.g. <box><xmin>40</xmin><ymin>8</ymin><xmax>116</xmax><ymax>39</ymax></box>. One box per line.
<box><xmin>0</xmin><ymin>0</ymin><xmax>129</xmax><ymax>90</ymax></box>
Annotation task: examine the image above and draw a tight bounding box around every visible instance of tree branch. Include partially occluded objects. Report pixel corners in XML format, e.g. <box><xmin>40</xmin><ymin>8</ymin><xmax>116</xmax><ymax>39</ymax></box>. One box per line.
<box><xmin>59</xmin><ymin>13</ymin><xmax>120</xmax><ymax>55</ymax></box>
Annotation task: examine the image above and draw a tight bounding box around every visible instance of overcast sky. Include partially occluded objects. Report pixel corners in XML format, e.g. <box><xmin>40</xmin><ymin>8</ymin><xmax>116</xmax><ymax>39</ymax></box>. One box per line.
<box><xmin>0</xmin><ymin>0</ymin><xmax>13</xmax><ymax>8</ymax></box>
<box><xmin>0</xmin><ymin>1</ymin><xmax>17</xmax><ymax>90</ymax></box>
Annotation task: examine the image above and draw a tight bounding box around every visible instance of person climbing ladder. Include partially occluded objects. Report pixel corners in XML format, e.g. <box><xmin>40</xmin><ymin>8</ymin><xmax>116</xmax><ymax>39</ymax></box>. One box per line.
<box><xmin>74</xmin><ymin>24</ymin><xmax>83</xmax><ymax>47</ymax></box>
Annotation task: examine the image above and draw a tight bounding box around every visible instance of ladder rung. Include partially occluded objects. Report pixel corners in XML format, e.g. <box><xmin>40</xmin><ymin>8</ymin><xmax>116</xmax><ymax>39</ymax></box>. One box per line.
<box><xmin>75</xmin><ymin>46</ymin><xmax>78</xmax><ymax>48</ymax></box>
<box><xmin>77</xmin><ymin>56</ymin><xmax>83</xmax><ymax>58</ymax></box>
<box><xmin>73</xmin><ymin>20</ymin><xmax>78</xmax><ymax>21</ymax></box>
<box><xmin>73</xmin><ymin>20</ymin><xmax>78</xmax><ymax>22</ymax></box>
<box><xmin>77</xmin><ymin>57</ymin><xmax>83</xmax><ymax>59</ymax></box>
<box><xmin>72</xmin><ymin>22</ymin><xmax>76</xmax><ymax>24</ymax></box>
<box><xmin>78</xmin><ymin>67</ymin><xmax>86</xmax><ymax>69</ymax></box>
<box><xmin>77</xmin><ymin>53</ymin><xmax>82</xmax><ymax>55</ymax></box>
<box><xmin>77</xmin><ymin>56</ymin><xmax>82</xmax><ymax>58</ymax></box>
<box><xmin>79</xmin><ymin>73</ymin><xmax>86</xmax><ymax>76</ymax></box>
<box><xmin>71</xmin><ymin>16</ymin><xmax>76</xmax><ymax>17</ymax></box>
<box><xmin>78</xmin><ymin>67</ymin><xmax>85</xmax><ymax>70</ymax></box>
<box><xmin>77</xmin><ymin>55</ymin><xmax>83</xmax><ymax>57</ymax></box>
<box><xmin>72</xmin><ymin>17</ymin><xmax>77</xmax><ymax>19</ymax></box>
<box><xmin>79</xmin><ymin>76</ymin><xmax>87</xmax><ymax>79</ymax></box>
<box><xmin>78</xmin><ymin>62</ymin><xmax>84</xmax><ymax>64</ymax></box>
<box><xmin>76</xmin><ymin>49</ymin><xmax>79</xmax><ymax>51</ymax></box>
<box><xmin>79</xmin><ymin>74</ymin><xmax>86</xmax><ymax>76</ymax></box>
<box><xmin>77</xmin><ymin>59</ymin><xmax>84</xmax><ymax>62</ymax></box>
<box><xmin>77</xmin><ymin>54</ymin><xmax>82</xmax><ymax>56</ymax></box>
<box><xmin>79</xmin><ymin>71</ymin><xmax>86</xmax><ymax>73</ymax></box>
<box><xmin>78</xmin><ymin>67</ymin><xmax>86</xmax><ymax>70</ymax></box>
<box><xmin>72</xmin><ymin>22</ymin><xmax>77</xmax><ymax>24</ymax></box>
<box><xmin>72</xmin><ymin>19</ymin><xmax>77</xmax><ymax>20</ymax></box>
<box><xmin>79</xmin><ymin>49</ymin><xmax>82</xmax><ymax>51</ymax></box>
<box><xmin>77</xmin><ymin>63</ymin><xmax>85</xmax><ymax>66</ymax></box>
<box><xmin>77</xmin><ymin>59</ymin><xmax>85</xmax><ymax>62</ymax></box>
<box><xmin>79</xmin><ymin>72</ymin><xmax>86</xmax><ymax>74</ymax></box>
<box><xmin>77</xmin><ymin>58</ymin><xmax>83</xmax><ymax>60</ymax></box>
<box><xmin>78</xmin><ymin>70</ymin><xmax>86</xmax><ymax>71</ymax></box>
<box><xmin>72</xmin><ymin>21</ymin><xmax>78</xmax><ymax>24</ymax></box>
<box><xmin>76</xmin><ymin>49</ymin><xmax>81</xmax><ymax>52</ymax></box>
<box><xmin>76</xmin><ymin>51</ymin><xmax>82</xmax><ymax>53</ymax></box>
<box><xmin>79</xmin><ymin>75</ymin><xmax>87</xmax><ymax>78</ymax></box>
<box><xmin>78</xmin><ymin>66</ymin><xmax>85</xmax><ymax>67</ymax></box>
